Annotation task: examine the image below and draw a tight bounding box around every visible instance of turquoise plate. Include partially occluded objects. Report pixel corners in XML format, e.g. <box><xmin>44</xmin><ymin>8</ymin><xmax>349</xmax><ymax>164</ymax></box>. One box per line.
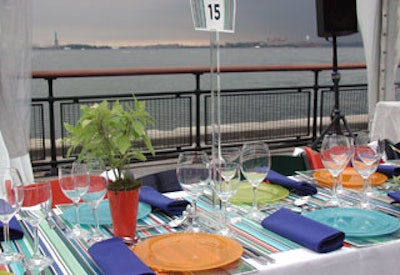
<box><xmin>62</xmin><ymin>200</ymin><xmax>152</xmax><ymax>225</ymax></box>
<box><xmin>305</xmin><ymin>208</ymin><xmax>400</xmax><ymax>237</ymax></box>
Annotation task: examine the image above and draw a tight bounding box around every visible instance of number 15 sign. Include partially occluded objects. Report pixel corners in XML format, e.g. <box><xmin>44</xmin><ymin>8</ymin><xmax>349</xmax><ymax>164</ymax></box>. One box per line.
<box><xmin>190</xmin><ymin>0</ymin><xmax>236</xmax><ymax>33</ymax></box>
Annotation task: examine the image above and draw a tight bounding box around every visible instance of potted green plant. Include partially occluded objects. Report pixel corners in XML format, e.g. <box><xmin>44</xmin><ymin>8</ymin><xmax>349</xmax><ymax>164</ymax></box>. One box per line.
<box><xmin>63</xmin><ymin>98</ymin><xmax>155</xmax><ymax>243</ymax></box>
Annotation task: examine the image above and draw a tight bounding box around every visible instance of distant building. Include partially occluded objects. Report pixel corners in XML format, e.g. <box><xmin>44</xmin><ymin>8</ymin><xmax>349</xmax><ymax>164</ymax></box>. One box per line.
<box><xmin>54</xmin><ymin>32</ymin><xmax>59</xmax><ymax>47</ymax></box>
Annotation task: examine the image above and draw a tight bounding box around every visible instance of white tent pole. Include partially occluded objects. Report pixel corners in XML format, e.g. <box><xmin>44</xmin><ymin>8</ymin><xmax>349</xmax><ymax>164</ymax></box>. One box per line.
<box><xmin>358</xmin><ymin>0</ymin><xmax>399</xmax><ymax>124</ymax></box>
<box><xmin>0</xmin><ymin>1</ymin><xmax>34</xmax><ymax>182</ymax></box>
<box><xmin>378</xmin><ymin>0</ymin><xmax>389</xmax><ymax>102</ymax></box>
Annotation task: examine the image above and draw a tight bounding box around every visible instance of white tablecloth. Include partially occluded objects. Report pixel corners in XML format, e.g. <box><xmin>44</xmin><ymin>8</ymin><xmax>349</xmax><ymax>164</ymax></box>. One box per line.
<box><xmin>168</xmin><ymin>191</ymin><xmax>400</xmax><ymax>275</ymax></box>
<box><xmin>255</xmin><ymin>240</ymin><xmax>400</xmax><ymax>275</ymax></box>
<box><xmin>371</xmin><ymin>101</ymin><xmax>400</xmax><ymax>142</ymax></box>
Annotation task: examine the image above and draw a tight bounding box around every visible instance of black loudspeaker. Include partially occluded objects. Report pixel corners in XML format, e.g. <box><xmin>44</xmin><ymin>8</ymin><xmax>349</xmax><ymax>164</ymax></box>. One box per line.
<box><xmin>316</xmin><ymin>0</ymin><xmax>358</xmax><ymax>37</ymax></box>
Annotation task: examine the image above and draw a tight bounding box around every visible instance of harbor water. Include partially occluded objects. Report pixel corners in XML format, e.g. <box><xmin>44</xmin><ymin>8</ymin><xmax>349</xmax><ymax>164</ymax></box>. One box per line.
<box><xmin>32</xmin><ymin>46</ymin><xmax>369</xmax><ymax>98</ymax></box>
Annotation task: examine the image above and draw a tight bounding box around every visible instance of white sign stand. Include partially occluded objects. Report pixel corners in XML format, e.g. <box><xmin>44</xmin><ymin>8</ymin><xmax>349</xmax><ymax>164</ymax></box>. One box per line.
<box><xmin>190</xmin><ymin>0</ymin><xmax>237</xmax><ymax>208</ymax></box>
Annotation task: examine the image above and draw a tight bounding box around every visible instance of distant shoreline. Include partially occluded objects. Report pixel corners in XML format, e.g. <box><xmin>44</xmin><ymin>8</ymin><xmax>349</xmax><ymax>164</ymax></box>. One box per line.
<box><xmin>33</xmin><ymin>41</ymin><xmax>363</xmax><ymax>51</ymax></box>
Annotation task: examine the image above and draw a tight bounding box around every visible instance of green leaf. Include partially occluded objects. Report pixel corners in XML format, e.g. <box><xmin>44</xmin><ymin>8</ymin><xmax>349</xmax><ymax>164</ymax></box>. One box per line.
<box><xmin>117</xmin><ymin>136</ymin><xmax>131</xmax><ymax>154</ymax></box>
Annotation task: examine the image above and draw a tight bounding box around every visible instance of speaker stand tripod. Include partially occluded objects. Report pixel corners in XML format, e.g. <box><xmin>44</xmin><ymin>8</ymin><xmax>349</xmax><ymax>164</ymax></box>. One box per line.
<box><xmin>311</xmin><ymin>35</ymin><xmax>354</xmax><ymax>150</ymax></box>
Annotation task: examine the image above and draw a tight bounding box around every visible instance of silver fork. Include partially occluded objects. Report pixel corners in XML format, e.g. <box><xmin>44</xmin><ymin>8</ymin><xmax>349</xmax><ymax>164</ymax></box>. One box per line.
<box><xmin>236</xmin><ymin>240</ymin><xmax>276</xmax><ymax>265</ymax></box>
<box><xmin>242</xmin><ymin>246</ymin><xmax>272</xmax><ymax>265</ymax></box>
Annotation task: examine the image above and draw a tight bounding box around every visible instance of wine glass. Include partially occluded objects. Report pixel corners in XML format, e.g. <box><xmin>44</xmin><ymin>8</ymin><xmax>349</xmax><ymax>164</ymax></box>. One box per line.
<box><xmin>19</xmin><ymin>181</ymin><xmax>53</xmax><ymax>270</ymax></box>
<box><xmin>81</xmin><ymin>169</ymin><xmax>108</xmax><ymax>245</ymax></box>
<box><xmin>0</xmin><ymin>167</ymin><xmax>24</xmax><ymax>264</ymax></box>
<box><xmin>176</xmin><ymin>151</ymin><xmax>210</xmax><ymax>233</ymax></box>
<box><xmin>219</xmin><ymin>147</ymin><xmax>241</xmax><ymax>163</ymax></box>
<box><xmin>212</xmin><ymin>159</ymin><xmax>240</xmax><ymax>236</ymax></box>
<box><xmin>320</xmin><ymin>134</ymin><xmax>351</xmax><ymax>207</ymax></box>
<box><xmin>219</xmin><ymin>147</ymin><xmax>241</xmax><ymax>212</ymax></box>
<box><xmin>59</xmin><ymin>163</ymin><xmax>90</xmax><ymax>238</ymax></box>
<box><xmin>240</xmin><ymin>141</ymin><xmax>271</xmax><ymax>220</ymax></box>
<box><xmin>352</xmin><ymin>132</ymin><xmax>382</xmax><ymax>209</ymax></box>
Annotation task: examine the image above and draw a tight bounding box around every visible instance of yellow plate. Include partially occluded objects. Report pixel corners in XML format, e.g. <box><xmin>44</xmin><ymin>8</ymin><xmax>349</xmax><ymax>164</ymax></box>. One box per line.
<box><xmin>132</xmin><ymin>232</ymin><xmax>243</xmax><ymax>272</ymax></box>
<box><xmin>313</xmin><ymin>167</ymin><xmax>388</xmax><ymax>188</ymax></box>
<box><xmin>231</xmin><ymin>182</ymin><xmax>289</xmax><ymax>205</ymax></box>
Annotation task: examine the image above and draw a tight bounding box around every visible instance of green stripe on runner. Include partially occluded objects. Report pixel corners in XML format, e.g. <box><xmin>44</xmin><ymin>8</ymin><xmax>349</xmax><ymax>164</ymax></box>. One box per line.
<box><xmin>40</xmin><ymin>222</ymin><xmax>94</xmax><ymax>274</ymax></box>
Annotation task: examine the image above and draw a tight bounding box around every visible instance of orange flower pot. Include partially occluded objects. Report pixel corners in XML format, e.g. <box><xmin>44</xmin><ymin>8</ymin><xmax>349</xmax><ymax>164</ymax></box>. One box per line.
<box><xmin>107</xmin><ymin>188</ymin><xmax>139</xmax><ymax>244</ymax></box>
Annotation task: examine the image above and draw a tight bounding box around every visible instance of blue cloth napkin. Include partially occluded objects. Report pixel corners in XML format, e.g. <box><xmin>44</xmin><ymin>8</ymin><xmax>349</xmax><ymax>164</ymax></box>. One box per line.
<box><xmin>377</xmin><ymin>164</ymin><xmax>400</xmax><ymax>178</ymax></box>
<box><xmin>139</xmin><ymin>186</ymin><xmax>190</xmax><ymax>216</ymax></box>
<box><xmin>261</xmin><ymin>208</ymin><xmax>344</xmax><ymax>253</ymax></box>
<box><xmin>388</xmin><ymin>191</ymin><xmax>400</xmax><ymax>203</ymax></box>
<box><xmin>0</xmin><ymin>217</ymin><xmax>24</xmax><ymax>241</ymax></box>
<box><xmin>88</xmin><ymin>237</ymin><xmax>155</xmax><ymax>275</ymax></box>
<box><xmin>266</xmin><ymin>170</ymin><xmax>317</xmax><ymax>196</ymax></box>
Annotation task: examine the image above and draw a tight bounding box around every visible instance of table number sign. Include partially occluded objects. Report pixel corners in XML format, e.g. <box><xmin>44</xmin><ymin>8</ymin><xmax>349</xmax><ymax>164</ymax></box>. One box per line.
<box><xmin>190</xmin><ymin>0</ymin><xmax>236</xmax><ymax>33</ymax></box>
<box><xmin>190</xmin><ymin>1</ymin><xmax>236</xmax><ymax>203</ymax></box>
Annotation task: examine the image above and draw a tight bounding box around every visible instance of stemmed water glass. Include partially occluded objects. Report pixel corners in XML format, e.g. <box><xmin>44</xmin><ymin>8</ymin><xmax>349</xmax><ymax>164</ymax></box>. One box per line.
<box><xmin>81</xmin><ymin>169</ymin><xmax>108</xmax><ymax>245</ymax></box>
<box><xmin>212</xmin><ymin>159</ymin><xmax>240</xmax><ymax>236</ymax></box>
<box><xmin>219</xmin><ymin>147</ymin><xmax>241</xmax><ymax>212</ymax></box>
<box><xmin>320</xmin><ymin>134</ymin><xmax>351</xmax><ymax>207</ymax></box>
<box><xmin>19</xmin><ymin>181</ymin><xmax>53</xmax><ymax>270</ymax></box>
<box><xmin>352</xmin><ymin>132</ymin><xmax>382</xmax><ymax>209</ymax></box>
<box><xmin>0</xmin><ymin>167</ymin><xmax>24</xmax><ymax>264</ymax></box>
<box><xmin>59</xmin><ymin>163</ymin><xmax>90</xmax><ymax>238</ymax></box>
<box><xmin>240</xmin><ymin>141</ymin><xmax>271</xmax><ymax>220</ymax></box>
<box><xmin>176</xmin><ymin>151</ymin><xmax>211</xmax><ymax>233</ymax></box>
<box><xmin>218</xmin><ymin>147</ymin><xmax>241</xmax><ymax>163</ymax></box>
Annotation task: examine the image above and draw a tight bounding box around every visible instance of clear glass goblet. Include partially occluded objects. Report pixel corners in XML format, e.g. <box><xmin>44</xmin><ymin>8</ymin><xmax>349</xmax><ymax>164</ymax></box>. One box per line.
<box><xmin>352</xmin><ymin>132</ymin><xmax>382</xmax><ymax>209</ymax></box>
<box><xmin>82</xmin><ymin>169</ymin><xmax>108</xmax><ymax>245</ymax></box>
<box><xmin>212</xmin><ymin>160</ymin><xmax>240</xmax><ymax>236</ymax></box>
<box><xmin>0</xmin><ymin>167</ymin><xmax>24</xmax><ymax>264</ymax></box>
<box><xmin>59</xmin><ymin>163</ymin><xmax>89</xmax><ymax>238</ymax></box>
<box><xmin>176</xmin><ymin>151</ymin><xmax>210</xmax><ymax>233</ymax></box>
<box><xmin>19</xmin><ymin>181</ymin><xmax>53</xmax><ymax>270</ymax></box>
<box><xmin>240</xmin><ymin>141</ymin><xmax>271</xmax><ymax>220</ymax></box>
<box><xmin>219</xmin><ymin>147</ymin><xmax>241</xmax><ymax>212</ymax></box>
<box><xmin>218</xmin><ymin>147</ymin><xmax>241</xmax><ymax>163</ymax></box>
<box><xmin>320</xmin><ymin>134</ymin><xmax>351</xmax><ymax>207</ymax></box>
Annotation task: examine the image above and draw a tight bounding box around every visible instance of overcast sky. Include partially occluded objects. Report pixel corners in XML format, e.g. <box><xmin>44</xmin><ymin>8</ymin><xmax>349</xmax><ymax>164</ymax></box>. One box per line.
<box><xmin>33</xmin><ymin>0</ymin><xmax>332</xmax><ymax>47</ymax></box>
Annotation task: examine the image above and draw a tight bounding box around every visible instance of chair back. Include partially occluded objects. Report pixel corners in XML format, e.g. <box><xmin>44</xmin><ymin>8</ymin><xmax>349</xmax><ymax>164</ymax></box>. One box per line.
<box><xmin>137</xmin><ymin>169</ymin><xmax>182</xmax><ymax>193</ymax></box>
<box><xmin>49</xmin><ymin>179</ymin><xmax>72</xmax><ymax>208</ymax></box>
<box><xmin>271</xmin><ymin>154</ymin><xmax>309</xmax><ymax>176</ymax></box>
<box><xmin>303</xmin><ymin>147</ymin><xmax>324</xmax><ymax>170</ymax></box>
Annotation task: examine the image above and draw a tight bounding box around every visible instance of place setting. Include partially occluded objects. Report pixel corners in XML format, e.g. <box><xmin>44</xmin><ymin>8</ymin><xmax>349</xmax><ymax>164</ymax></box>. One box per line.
<box><xmin>85</xmin><ymin>151</ymin><xmax>253</xmax><ymax>274</ymax></box>
<box><xmin>294</xmin><ymin>134</ymin><xmax>400</xmax><ymax>248</ymax></box>
<box><xmin>126</xmin><ymin>151</ymin><xmax>252</xmax><ymax>273</ymax></box>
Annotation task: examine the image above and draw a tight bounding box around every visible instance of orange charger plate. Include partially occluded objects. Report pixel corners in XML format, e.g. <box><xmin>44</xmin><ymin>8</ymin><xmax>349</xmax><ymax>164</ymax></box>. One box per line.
<box><xmin>132</xmin><ymin>232</ymin><xmax>243</xmax><ymax>272</ymax></box>
<box><xmin>313</xmin><ymin>167</ymin><xmax>388</xmax><ymax>188</ymax></box>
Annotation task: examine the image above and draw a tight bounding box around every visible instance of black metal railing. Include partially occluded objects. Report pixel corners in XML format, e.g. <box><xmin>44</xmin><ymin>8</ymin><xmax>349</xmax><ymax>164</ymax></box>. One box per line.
<box><xmin>31</xmin><ymin>63</ymin><xmax>397</xmax><ymax>175</ymax></box>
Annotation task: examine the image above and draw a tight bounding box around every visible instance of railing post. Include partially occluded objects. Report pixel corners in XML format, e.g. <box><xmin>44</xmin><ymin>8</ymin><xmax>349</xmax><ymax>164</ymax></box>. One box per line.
<box><xmin>194</xmin><ymin>73</ymin><xmax>202</xmax><ymax>149</ymax></box>
<box><xmin>47</xmin><ymin>78</ymin><xmax>58</xmax><ymax>176</ymax></box>
<box><xmin>312</xmin><ymin>70</ymin><xmax>320</xmax><ymax>141</ymax></box>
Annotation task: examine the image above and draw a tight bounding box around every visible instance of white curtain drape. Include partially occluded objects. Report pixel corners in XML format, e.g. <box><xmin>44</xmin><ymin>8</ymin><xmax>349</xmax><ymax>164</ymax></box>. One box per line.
<box><xmin>0</xmin><ymin>0</ymin><xmax>33</xmax><ymax>182</ymax></box>
<box><xmin>357</xmin><ymin>0</ymin><xmax>400</xmax><ymax>123</ymax></box>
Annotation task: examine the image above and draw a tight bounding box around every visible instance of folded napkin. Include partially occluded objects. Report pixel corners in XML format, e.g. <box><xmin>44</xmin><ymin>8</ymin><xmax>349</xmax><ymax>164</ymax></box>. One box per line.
<box><xmin>139</xmin><ymin>186</ymin><xmax>190</xmax><ymax>216</ymax></box>
<box><xmin>387</xmin><ymin>191</ymin><xmax>400</xmax><ymax>203</ymax></box>
<box><xmin>377</xmin><ymin>164</ymin><xmax>400</xmax><ymax>178</ymax></box>
<box><xmin>261</xmin><ymin>208</ymin><xmax>344</xmax><ymax>253</ymax></box>
<box><xmin>88</xmin><ymin>237</ymin><xmax>155</xmax><ymax>275</ymax></box>
<box><xmin>266</xmin><ymin>170</ymin><xmax>317</xmax><ymax>196</ymax></box>
<box><xmin>0</xmin><ymin>217</ymin><xmax>23</xmax><ymax>241</ymax></box>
